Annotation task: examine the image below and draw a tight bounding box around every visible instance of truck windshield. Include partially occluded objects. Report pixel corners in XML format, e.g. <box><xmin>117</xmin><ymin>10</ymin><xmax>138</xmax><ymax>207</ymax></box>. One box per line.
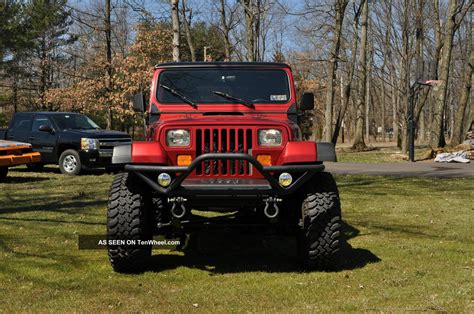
<box><xmin>157</xmin><ymin>69</ymin><xmax>290</xmax><ymax>104</ymax></box>
<box><xmin>51</xmin><ymin>114</ymin><xmax>101</xmax><ymax>130</ymax></box>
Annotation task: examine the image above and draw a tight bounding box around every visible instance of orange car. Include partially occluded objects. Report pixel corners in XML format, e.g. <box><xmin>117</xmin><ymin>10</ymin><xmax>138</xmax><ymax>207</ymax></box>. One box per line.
<box><xmin>0</xmin><ymin>140</ymin><xmax>41</xmax><ymax>181</ymax></box>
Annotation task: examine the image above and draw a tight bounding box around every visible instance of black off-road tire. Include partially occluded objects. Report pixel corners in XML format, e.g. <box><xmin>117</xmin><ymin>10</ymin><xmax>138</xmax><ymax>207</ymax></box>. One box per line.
<box><xmin>0</xmin><ymin>167</ymin><xmax>8</xmax><ymax>181</ymax></box>
<box><xmin>298</xmin><ymin>172</ymin><xmax>341</xmax><ymax>270</ymax></box>
<box><xmin>59</xmin><ymin>149</ymin><xmax>82</xmax><ymax>175</ymax></box>
<box><xmin>107</xmin><ymin>172</ymin><xmax>153</xmax><ymax>273</ymax></box>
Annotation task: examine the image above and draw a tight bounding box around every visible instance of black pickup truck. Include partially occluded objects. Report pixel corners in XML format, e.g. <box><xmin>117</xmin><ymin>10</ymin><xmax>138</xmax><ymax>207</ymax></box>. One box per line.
<box><xmin>0</xmin><ymin>112</ymin><xmax>131</xmax><ymax>175</ymax></box>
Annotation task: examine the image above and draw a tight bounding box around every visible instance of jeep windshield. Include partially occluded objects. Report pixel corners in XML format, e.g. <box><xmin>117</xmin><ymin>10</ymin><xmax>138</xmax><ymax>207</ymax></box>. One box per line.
<box><xmin>157</xmin><ymin>69</ymin><xmax>290</xmax><ymax>105</ymax></box>
<box><xmin>51</xmin><ymin>114</ymin><xmax>101</xmax><ymax>130</ymax></box>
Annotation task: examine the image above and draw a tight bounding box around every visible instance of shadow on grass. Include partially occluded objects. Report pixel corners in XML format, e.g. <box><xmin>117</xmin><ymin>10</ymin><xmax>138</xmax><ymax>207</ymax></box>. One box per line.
<box><xmin>11</xmin><ymin>166</ymin><xmax>110</xmax><ymax>176</ymax></box>
<box><xmin>337</xmin><ymin>175</ymin><xmax>474</xmax><ymax>193</ymax></box>
<box><xmin>1</xmin><ymin>175</ymin><xmax>50</xmax><ymax>183</ymax></box>
<box><xmin>147</xmin><ymin>220</ymin><xmax>380</xmax><ymax>274</ymax></box>
<box><xmin>0</xmin><ymin>199</ymin><xmax>105</xmax><ymax>215</ymax></box>
<box><xmin>0</xmin><ymin>216</ymin><xmax>103</xmax><ymax>226</ymax></box>
<box><xmin>12</xmin><ymin>166</ymin><xmax>60</xmax><ymax>174</ymax></box>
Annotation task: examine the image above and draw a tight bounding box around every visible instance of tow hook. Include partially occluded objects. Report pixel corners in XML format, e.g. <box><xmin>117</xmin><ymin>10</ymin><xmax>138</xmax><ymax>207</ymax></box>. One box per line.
<box><xmin>168</xmin><ymin>197</ymin><xmax>187</xmax><ymax>219</ymax></box>
<box><xmin>263</xmin><ymin>197</ymin><xmax>282</xmax><ymax>219</ymax></box>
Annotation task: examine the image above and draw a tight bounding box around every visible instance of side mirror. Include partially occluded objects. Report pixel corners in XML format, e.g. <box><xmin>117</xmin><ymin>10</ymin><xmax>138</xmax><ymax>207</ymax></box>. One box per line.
<box><xmin>132</xmin><ymin>92</ymin><xmax>147</xmax><ymax>112</ymax></box>
<box><xmin>300</xmin><ymin>92</ymin><xmax>314</xmax><ymax>110</ymax></box>
<box><xmin>38</xmin><ymin>125</ymin><xmax>53</xmax><ymax>133</ymax></box>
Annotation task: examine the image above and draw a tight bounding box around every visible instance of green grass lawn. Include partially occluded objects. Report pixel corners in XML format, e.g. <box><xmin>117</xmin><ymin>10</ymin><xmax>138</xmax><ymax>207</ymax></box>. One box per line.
<box><xmin>0</xmin><ymin>166</ymin><xmax>472</xmax><ymax>312</ymax></box>
<box><xmin>337</xmin><ymin>145</ymin><xmax>433</xmax><ymax>163</ymax></box>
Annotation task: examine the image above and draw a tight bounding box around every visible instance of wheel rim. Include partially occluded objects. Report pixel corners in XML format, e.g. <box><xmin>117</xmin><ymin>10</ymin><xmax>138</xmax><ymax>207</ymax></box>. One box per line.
<box><xmin>63</xmin><ymin>155</ymin><xmax>77</xmax><ymax>173</ymax></box>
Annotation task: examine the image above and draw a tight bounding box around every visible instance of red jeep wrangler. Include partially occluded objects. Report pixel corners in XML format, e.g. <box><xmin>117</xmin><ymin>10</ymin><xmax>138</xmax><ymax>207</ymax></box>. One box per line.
<box><xmin>108</xmin><ymin>62</ymin><xmax>340</xmax><ymax>273</ymax></box>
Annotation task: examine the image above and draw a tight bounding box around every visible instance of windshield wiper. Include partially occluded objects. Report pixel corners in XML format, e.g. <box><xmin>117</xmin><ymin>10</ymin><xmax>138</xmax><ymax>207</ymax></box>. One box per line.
<box><xmin>160</xmin><ymin>84</ymin><xmax>198</xmax><ymax>109</ymax></box>
<box><xmin>212</xmin><ymin>91</ymin><xmax>255</xmax><ymax>109</ymax></box>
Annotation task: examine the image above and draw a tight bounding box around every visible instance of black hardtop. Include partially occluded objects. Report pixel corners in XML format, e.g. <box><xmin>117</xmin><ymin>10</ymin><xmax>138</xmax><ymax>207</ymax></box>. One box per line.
<box><xmin>155</xmin><ymin>61</ymin><xmax>290</xmax><ymax>69</ymax></box>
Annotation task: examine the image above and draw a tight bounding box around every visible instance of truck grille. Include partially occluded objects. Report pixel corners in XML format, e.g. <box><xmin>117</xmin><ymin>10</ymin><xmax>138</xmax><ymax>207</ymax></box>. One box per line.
<box><xmin>97</xmin><ymin>138</ymin><xmax>132</xmax><ymax>157</ymax></box>
<box><xmin>195</xmin><ymin>128</ymin><xmax>253</xmax><ymax>176</ymax></box>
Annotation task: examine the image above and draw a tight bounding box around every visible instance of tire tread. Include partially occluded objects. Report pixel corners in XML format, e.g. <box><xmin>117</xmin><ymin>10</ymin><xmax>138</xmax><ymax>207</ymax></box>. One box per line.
<box><xmin>299</xmin><ymin>172</ymin><xmax>341</xmax><ymax>270</ymax></box>
<box><xmin>107</xmin><ymin>172</ymin><xmax>152</xmax><ymax>273</ymax></box>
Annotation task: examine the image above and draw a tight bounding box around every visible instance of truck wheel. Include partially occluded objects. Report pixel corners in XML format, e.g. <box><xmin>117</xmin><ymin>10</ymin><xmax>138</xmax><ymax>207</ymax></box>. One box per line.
<box><xmin>298</xmin><ymin>172</ymin><xmax>341</xmax><ymax>270</ymax></box>
<box><xmin>59</xmin><ymin>149</ymin><xmax>82</xmax><ymax>175</ymax></box>
<box><xmin>107</xmin><ymin>172</ymin><xmax>152</xmax><ymax>273</ymax></box>
<box><xmin>0</xmin><ymin>167</ymin><xmax>8</xmax><ymax>181</ymax></box>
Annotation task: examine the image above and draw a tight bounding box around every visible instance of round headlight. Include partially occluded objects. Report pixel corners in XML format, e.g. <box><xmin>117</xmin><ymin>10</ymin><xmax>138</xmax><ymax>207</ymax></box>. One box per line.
<box><xmin>166</xmin><ymin>129</ymin><xmax>190</xmax><ymax>146</ymax></box>
<box><xmin>258</xmin><ymin>129</ymin><xmax>282</xmax><ymax>146</ymax></box>
<box><xmin>278</xmin><ymin>172</ymin><xmax>293</xmax><ymax>187</ymax></box>
<box><xmin>157</xmin><ymin>173</ymin><xmax>171</xmax><ymax>187</ymax></box>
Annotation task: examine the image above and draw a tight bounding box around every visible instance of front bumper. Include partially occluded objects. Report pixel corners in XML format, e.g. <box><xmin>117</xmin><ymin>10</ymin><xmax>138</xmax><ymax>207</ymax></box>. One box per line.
<box><xmin>79</xmin><ymin>150</ymin><xmax>118</xmax><ymax>168</ymax></box>
<box><xmin>0</xmin><ymin>141</ymin><xmax>41</xmax><ymax>167</ymax></box>
<box><xmin>0</xmin><ymin>152</ymin><xmax>41</xmax><ymax>167</ymax></box>
<box><xmin>125</xmin><ymin>153</ymin><xmax>324</xmax><ymax>196</ymax></box>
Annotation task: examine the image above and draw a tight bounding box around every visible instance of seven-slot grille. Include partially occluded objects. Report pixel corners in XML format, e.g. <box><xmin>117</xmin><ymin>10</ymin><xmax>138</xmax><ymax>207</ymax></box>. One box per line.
<box><xmin>195</xmin><ymin>128</ymin><xmax>253</xmax><ymax>176</ymax></box>
<box><xmin>97</xmin><ymin>138</ymin><xmax>132</xmax><ymax>157</ymax></box>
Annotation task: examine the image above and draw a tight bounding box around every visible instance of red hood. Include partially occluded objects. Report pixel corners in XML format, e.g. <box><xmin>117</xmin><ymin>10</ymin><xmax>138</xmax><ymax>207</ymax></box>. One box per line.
<box><xmin>156</xmin><ymin>115</ymin><xmax>291</xmax><ymax>126</ymax></box>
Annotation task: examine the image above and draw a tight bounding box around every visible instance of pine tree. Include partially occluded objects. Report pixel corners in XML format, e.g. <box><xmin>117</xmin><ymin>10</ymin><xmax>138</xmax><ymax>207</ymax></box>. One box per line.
<box><xmin>26</xmin><ymin>0</ymin><xmax>76</xmax><ymax>110</ymax></box>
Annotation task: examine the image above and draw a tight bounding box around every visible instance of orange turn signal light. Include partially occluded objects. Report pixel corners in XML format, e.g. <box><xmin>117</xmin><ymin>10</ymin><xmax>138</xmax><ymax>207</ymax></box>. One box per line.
<box><xmin>177</xmin><ymin>155</ymin><xmax>192</xmax><ymax>166</ymax></box>
<box><xmin>257</xmin><ymin>154</ymin><xmax>272</xmax><ymax>166</ymax></box>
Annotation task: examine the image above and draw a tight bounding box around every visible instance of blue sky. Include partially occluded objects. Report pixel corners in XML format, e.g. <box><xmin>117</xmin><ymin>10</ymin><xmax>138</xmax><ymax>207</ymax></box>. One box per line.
<box><xmin>69</xmin><ymin>0</ymin><xmax>307</xmax><ymax>60</ymax></box>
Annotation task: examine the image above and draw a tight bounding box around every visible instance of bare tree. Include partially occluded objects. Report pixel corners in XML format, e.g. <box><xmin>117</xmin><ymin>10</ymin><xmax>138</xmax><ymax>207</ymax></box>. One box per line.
<box><xmin>452</xmin><ymin>14</ymin><xmax>473</xmax><ymax>145</ymax></box>
<box><xmin>239</xmin><ymin>0</ymin><xmax>272</xmax><ymax>62</ymax></box>
<box><xmin>181</xmin><ymin>0</ymin><xmax>195</xmax><ymax>61</ymax></box>
<box><xmin>105</xmin><ymin>0</ymin><xmax>112</xmax><ymax>129</ymax></box>
<box><xmin>351</xmin><ymin>0</ymin><xmax>368</xmax><ymax>150</ymax></box>
<box><xmin>218</xmin><ymin>0</ymin><xmax>234</xmax><ymax>60</ymax></box>
<box><xmin>429</xmin><ymin>0</ymin><xmax>471</xmax><ymax>148</ymax></box>
<box><xmin>399</xmin><ymin>0</ymin><xmax>412</xmax><ymax>154</ymax></box>
<box><xmin>332</xmin><ymin>1</ymin><xmax>363</xmax><ymax>144</ymax></box>
<box><xmin>171</xmin><ymin>0</ymin><xmax>180</xmax><ymax>62</ymax></box>
<box><xmin>322</xmin><ymin>0</ymin><xmax>348</xmax><ymax>142</ymax></box>
<box><xmin>365</xmin><ymin>43</ymin><xmax>372</xmax><ymax>142</ymax></box>
<box><xmin>242</xmin><ymin>0</ymin><xmax>255</xmax><ymax>61</ymax></box>
<box><xmin>413</xmin><ymin>0</ymin><xmax>429</xmax><ymax>144</ymax></box>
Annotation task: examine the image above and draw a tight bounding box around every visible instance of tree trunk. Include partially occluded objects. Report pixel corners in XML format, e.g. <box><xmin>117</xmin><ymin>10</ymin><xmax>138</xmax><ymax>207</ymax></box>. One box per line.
<box><xmin>331</xmin><ymin>1</ymin><xmax>361</xmax><ymax>144</ymax></box>
<box><xmin>399</xmin><ymin>0</ymin><xmax>412</xmax><ymax>154</ymax></box>
<box><xmin>429</xmin><ymin>0</ymin><xmax>458</xmax><ymax>149</ymax></box>
<box><xmin>254</xmin><ymin>0</ymin><xmax>262</xmax><ymax>61</ymax></box>
<box><xmin>351</xmin><ymin>0</ymin><xmax>368</xmax><ymax>151</ymax></box>
<box><xmin>452</xmin><ymin>50</ymin><xmax>473</xmax><ymax>145</ymax></box>
<box><xmin>413</xmin><ymin>0</ymin><xmax>428</xmax><ymax>143</ymax></box>
<box><xmin>365</xmin><ymin>46</ymin><xmax>372</xmax><ymax>142</ymax></box>
<box><xmin>219</xmin><ymin>0</ymin><xmax>232</xmax><ymax>60</ymax></box>
<box><xmin>322</xmin><ymin>0</ymin><xmax>348</xmax><ymax>142</ymax></box>
<box><xmin>451</xmin><ymin>16</ymin><xmax>472</xmax><ymax>145</ymax></box>
<box><xmin>181</xmin><ymin>0</ymin><xmax>195</xmax><ymax>62</ymax></box>
<box><xmin>105</xmin><ymin>0</ymin><xmax>113</xmax><ymax>129</ymax></box>
<box><xmin>381</xmin><ymin>74</ymin><xmax>386</xmax><ymax>142</ymax></box>
<box><xmin>40</xmin><ymin>36</ymin><xmax>47</xmax><ymax>110</ymax></box>
<box><xmin>171</xmin><ymin>0</ymin><xmax>180</xmax><ymax>62</ymax></box>
<box><xmin>464</xmin><ymin>93</ymin><xmax>473</xmax><ymax>134</ymax></box>
<box><xmin>243</xmin><ymin>0</ymin><xmax>255</xmax><ymax>61</ymax></box>
<box><xmin>12</xmin><ymin>73</ymin><xmax>18</xmax><ymax>113</ymax></box>
<box><xmin>390</xmin><ymin>68</ymin><xmax>398</xmax><ymax>144</ymax></box>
